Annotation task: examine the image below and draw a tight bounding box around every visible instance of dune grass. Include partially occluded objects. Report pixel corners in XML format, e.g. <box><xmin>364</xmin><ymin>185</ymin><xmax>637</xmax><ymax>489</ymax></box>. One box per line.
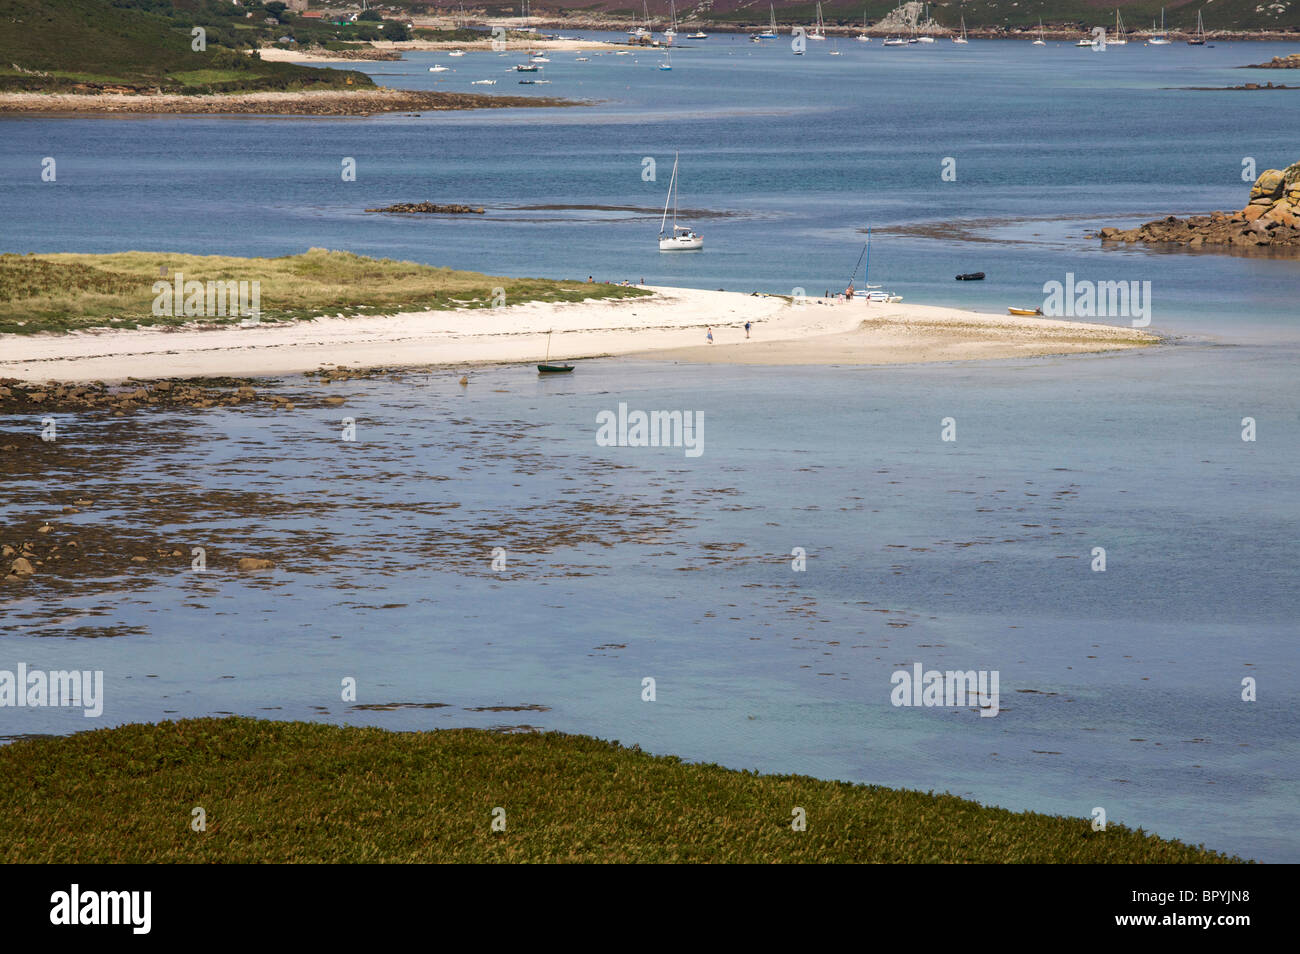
<box><xmin>0</xmin><ymin>249</ymin><xmax>650</xmax><ymax>335</ymax></box>
<box><xmin>0</xmin><ymin>717</ymin><xmax>1243</xmax><ymax>863</ymax></box>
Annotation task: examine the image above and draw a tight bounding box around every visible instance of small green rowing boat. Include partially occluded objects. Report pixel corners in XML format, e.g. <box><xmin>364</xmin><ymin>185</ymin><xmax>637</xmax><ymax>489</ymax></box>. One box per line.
<box><xmin>537</xmin><ymin>330</ymin><xmax>573</xmax><ymax>374</ymax></box>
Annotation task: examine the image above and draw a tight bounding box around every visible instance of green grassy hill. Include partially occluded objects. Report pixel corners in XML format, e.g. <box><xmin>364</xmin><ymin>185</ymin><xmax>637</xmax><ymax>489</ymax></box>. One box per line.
<box><xmin>0</xmin><ymin>0</ymin><xmax>372</xmax><ymax>94</ymax></box>
<box><xmin>0</xmin><ymin>718</ymin><xmax>1244</xmax><ymax>863</ymax></box>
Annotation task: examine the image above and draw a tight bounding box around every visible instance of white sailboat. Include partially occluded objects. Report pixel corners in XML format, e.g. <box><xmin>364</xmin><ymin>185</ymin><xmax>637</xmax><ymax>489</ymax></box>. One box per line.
<box><xmin>1149</xmin><ymin>8</ymin><xmax>1171</xmax><ymax>43</ymax></box>
<box><xmin>659</xmin><ymin>153</ymin><xmax>702</xmax><ymax>251</ymax></box>
<box><xmin>1107</xmin><ymin>9</ymin><xmax>1127</xmax><ymax>44</ymax></box>
<box><xmin>658</xmin><ymin>50</ymin><xmax>672</xmax><ymax>70</ymax></box>
<box><xmin>757</xmin><ymin>3</ymin><xmax>778</xmax><ymax>39</ymax></box>
<box><xmin>884</xmin><ymin>2</ymin><xmax>908</xmax><ymax>44</ymax></box>
<box><xmin>916</xmin><ymin>3</ymin><xmax>935</xmax><ymax>41</ymax></box>
<box><xmin>857</xmin><ymin>10</ymin><xmax>871</xmax><ymax>41</ymax></box>
<box><xmin>858</xmin><ymin>227</ymin><xmax>902</xmax><ymax>302</ymax></box>
<box><xmin>953</xmin><ymin>15</ymin><xmax>968</xmax><ymax>43</ymax></box>
<box><xmin>811</xmin><ymin>1</ymin><xmax>827</xmax><ymax>39</ymax></box>
<box><xmin>1188</xmin><ymin>9</ymin><xmax>1206</xmax><ymax>45</ymax></box>
<box><xmin>1033</xmin><ymin>18</ymin><xmax>1046</xmax><ymax>45</ymax></box>
<box><xmin>665</xmin><ymin>0</ymin><xmax>677</xmax><ymax>38</ymax></box>
<box><xmin>628</xmin><ymin>0</ymin><xmax>651</xmax><ymax>38</ymax></box>
<box><xmin>689</xmin><ymin>30</ymin><xmax>708</xmax><ymax>39</ymax></box>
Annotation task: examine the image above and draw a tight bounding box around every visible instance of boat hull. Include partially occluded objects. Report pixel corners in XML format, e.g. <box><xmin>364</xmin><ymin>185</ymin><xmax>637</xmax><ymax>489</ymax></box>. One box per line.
<box><xmin>660</xmin><ymin>236</ymin><xmax>703</xmax><ymax>251</ymax></box>
<box><xmin>537</xmin><ymin>364</ymin><xmax>574</xmax><ymax>374</ymax></box>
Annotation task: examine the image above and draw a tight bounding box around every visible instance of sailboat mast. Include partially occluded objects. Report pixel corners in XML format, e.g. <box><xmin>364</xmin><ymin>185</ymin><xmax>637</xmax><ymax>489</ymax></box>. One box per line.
<box><xmin>673</xmin><ymin>154</ymin><xmax>680</xmax><ymax>228</ymax></box>
<box><xmin>660</xmin><ymin>155</ymin><xmax>677</xmax><ymax>236</ymax></box>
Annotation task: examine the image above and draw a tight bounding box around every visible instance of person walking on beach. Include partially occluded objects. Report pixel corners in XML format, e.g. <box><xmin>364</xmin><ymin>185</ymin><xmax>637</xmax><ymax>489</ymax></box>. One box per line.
<box><xmin>706</xmin><ymin>327</ymin><xmax>714</xmax><ymax>344</ymax></box>
<box><xmin>744</xmin><ymin>321</ymin><xmax>751</xmax><ymax>339</ymax></box>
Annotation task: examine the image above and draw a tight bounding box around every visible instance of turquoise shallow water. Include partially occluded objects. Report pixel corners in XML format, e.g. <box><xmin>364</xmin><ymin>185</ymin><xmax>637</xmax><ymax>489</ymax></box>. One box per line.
<box><xmin>2</xmin><ymin>36</ymin><xmax>1299</xmax><ymax>332</ymax></box>
<box><xmin>1</xmin><ymin>36</ymin><xmax>1298</xmax><ymax>860</ymax></box>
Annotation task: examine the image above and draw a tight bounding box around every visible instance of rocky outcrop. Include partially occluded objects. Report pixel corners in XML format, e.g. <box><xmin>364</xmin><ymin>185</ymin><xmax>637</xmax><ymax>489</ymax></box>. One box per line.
<box><xmin>365</xmin><ymin>202</ymin><xmax>485</xmax><ymax>214</ymax></box>
<box><xmin>1244</xmin><ymin>54</ymin><xmax>1300</xmax><ymax>69</ymax></box>
<box><xmin>1098</xmin><ymin>161</ymin><xmax>1300</xmax><ymax>249</ymax></box>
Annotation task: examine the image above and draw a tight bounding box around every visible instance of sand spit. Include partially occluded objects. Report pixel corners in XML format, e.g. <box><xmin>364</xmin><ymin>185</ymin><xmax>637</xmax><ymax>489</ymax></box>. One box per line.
<box><xmin>0</xmin><ymin>287</ymin><xmax>1156</xmax><ymax>384</ymax></box>
<box><xmin>0</xmin><ymin>88</ymin><xmax>575</xmax><ymax>116</ymax></box>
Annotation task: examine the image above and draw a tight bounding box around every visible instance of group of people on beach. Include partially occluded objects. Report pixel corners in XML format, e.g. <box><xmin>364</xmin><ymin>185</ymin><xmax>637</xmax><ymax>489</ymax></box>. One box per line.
<box><xmin>588</xmin><ymin>276</ymin><xmax>646</xmax><ymax>287</ymax></box>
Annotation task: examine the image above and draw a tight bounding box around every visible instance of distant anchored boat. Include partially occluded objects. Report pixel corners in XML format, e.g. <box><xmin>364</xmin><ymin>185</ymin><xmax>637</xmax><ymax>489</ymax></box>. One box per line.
<box><xmin>955</xmin><ymin>271</ymin><xmax>985</xmax><ymax>281</ymax></box>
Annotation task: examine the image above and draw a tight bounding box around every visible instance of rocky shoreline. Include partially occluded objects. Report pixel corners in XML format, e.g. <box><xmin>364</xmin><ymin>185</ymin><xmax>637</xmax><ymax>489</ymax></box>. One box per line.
<box><xmin>0</xmin><ymin>88</ymin><xmax>578</xmax><ymax>116</ymax></box>
<box><xmin>1098</xmin><ymin>161</ymin><xmax>1300</xmax><ymax>250</ymax></box>
<box><xmin>1174</xmin><ymin>82</ymin><xmax>1297</xmax><ymax>90</ymax></box>
<box><xmin>1242</xmin><ymin>54</ymin><xmax>1300</xmax><ymax>68</ymax></box>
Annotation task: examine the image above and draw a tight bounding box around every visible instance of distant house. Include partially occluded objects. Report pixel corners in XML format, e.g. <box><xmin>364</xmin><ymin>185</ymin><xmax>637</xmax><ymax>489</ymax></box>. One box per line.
<box><xmin>300</xmin><ymin>11</ymin><xmax>324</xmax><ymax>18</ymax></box>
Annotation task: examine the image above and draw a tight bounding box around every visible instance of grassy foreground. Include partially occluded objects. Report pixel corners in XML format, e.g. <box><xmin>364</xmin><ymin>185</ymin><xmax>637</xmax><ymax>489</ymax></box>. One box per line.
<box><xmin>0</xmin><ymin>249</ymin><xmax>649</xmax><ymax>335</ymax></box>
<box><xmin>0</xmin><ymin>718</ymin><xmax>1241</xmax><ymax>863</ymax></box>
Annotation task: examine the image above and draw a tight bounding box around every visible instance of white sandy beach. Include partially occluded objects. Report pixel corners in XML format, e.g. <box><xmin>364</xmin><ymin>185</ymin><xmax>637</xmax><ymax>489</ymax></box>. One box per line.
<box><xmin>257</xmin><ymin>38</ymin><xmax>618</xmax><ymax>62</ymax></box>
<box><xmin>0</xmin><ymin>287</ymin><xmax>1156</xmax><ymax>384</ymax></box>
